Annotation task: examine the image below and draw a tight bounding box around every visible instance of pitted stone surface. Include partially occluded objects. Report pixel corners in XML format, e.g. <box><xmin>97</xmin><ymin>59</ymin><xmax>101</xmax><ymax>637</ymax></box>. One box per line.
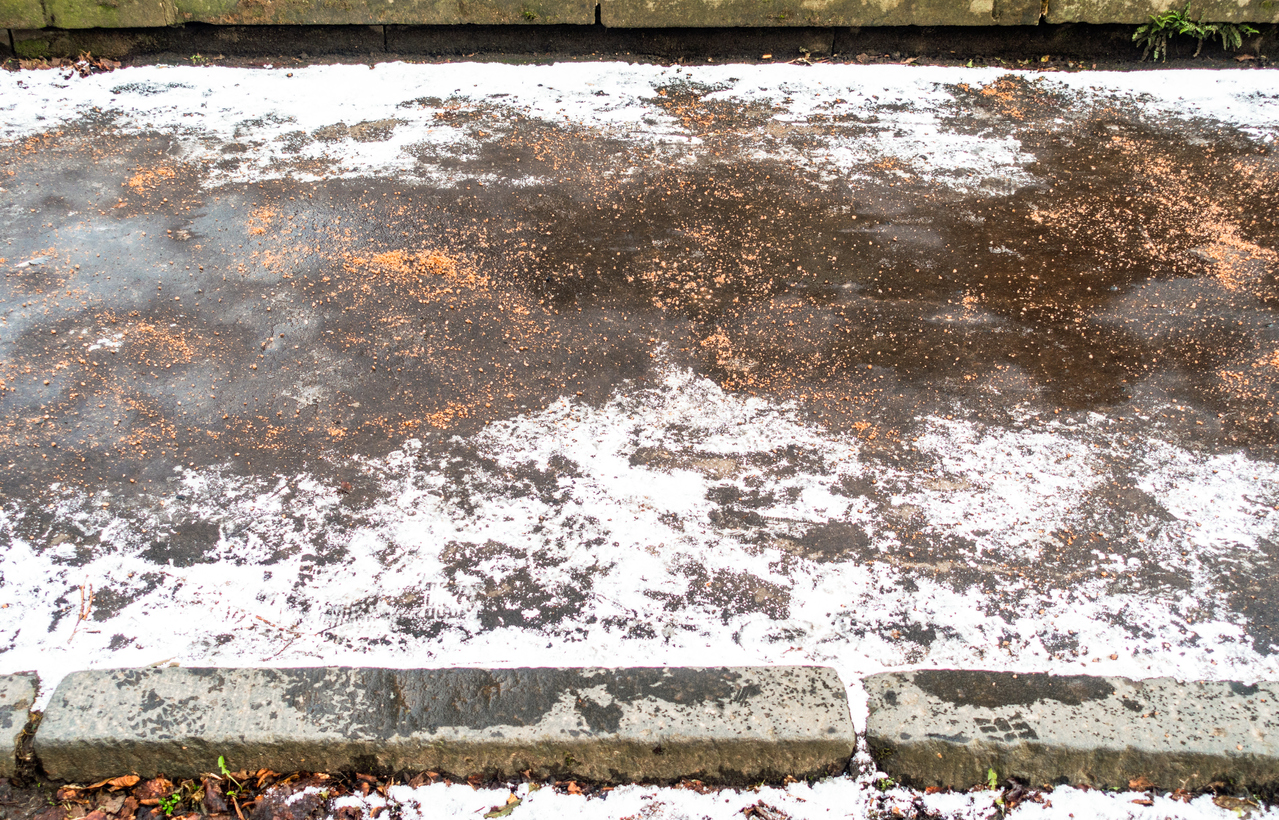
<box><xmin>0</xmin><ymin>675</ymin><xmax>36</xmax><ymax>779</ymax></box>
<box><xmin>1045</xmin><ymin>0</ymin><xmax>1279</xmax><ymax>23</ymax></box>
<box><xmin>35</xmin><ymin>666</ymin><xmax>854</xmax><ymax>783</ymax></box>
<box><xmin>865</xmin><ymin>670</ymin><xmax>1279</xmax><ymax>791</ymax></box>
<box><xmin>601</xmin><ymin>0</ymin><xmax>1041</xmax><ymax>27</ymax></box>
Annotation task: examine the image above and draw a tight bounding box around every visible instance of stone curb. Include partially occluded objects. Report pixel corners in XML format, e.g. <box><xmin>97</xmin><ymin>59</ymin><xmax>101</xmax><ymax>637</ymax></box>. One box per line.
<box><xmin>0</xmin><ymin>675</ymin><xmax>36</xmax><ymax>779</ymax></box>
<box><xmin>34</xmin><ymin>666</ymin><xmax>856</xmax><ymax>784</ymax></box>
<box><xmin>865</xmin><ymin>670</ymin><xmax>1279</xmax><ymax>792</ymax></box>
<box><xmin>7</xmin><ymin>22</ymin><xmax>1274</xmax><ymax>60</ymax></box>
<box><xmin>3</xmin><ymin>668</ymin><xmax>1277</xmax><ymax>791</ymax></box>
<box><xmin>4</xmin><ymin>0</ymin><xmax>1278</xmax><ymax>32</ymax></box>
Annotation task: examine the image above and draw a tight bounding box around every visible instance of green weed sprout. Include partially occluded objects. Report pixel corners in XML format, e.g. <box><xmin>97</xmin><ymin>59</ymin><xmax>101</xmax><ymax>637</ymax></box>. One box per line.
<box><xmin>1134</xmin><ymin>4</ymin><xmax>1259</xmax><ymax>61</ymax></box>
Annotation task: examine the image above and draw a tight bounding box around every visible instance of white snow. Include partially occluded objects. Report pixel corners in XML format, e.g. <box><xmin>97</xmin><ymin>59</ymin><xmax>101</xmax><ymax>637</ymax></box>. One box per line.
<box><xmin>1</xmin><ymin>63</ymin><xmax>1275</xmax><ymax>194</ymax></box>
<box><xmin>326</xmin><ymin>777</ymin><xmax>1279</xmax><ymax>820</ymax></box>
<box><xmin>2</xmin><ymin>362</ymin><xmax>1276</xmax><ymax>711</ymax></box>
<box><xmin>4</xmin><ymin>61</ymin><xmax>1279</xmax><ymax>819</ymax></box>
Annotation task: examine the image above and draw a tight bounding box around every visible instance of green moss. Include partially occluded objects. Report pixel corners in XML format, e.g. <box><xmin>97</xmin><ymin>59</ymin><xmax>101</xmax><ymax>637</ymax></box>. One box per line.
<box><xmin>45</xmin><ymin>0</ymin><xmax>175</xmax><ymax>27</ymax></box>
<box><xmin>0</xmin><ymin>0</ymin><xmax>47</xmax><ymax>27</ymax></box>
<box><xmin>14</xmin><ymin>37</ymin><xmax>51</xmax><ymax>58</ymax></box>
<box><xmin>173</xmin><ymin>0</ymin><xmax>240</xmax><ymax>19</ymax></box>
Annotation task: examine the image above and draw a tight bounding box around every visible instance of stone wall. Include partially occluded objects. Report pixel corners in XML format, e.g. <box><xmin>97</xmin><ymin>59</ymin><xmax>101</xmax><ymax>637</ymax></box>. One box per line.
<box><xmin>4</xmin><ymin>0</ymin><xmax>1277</xmax><ymax>31</ymax></box>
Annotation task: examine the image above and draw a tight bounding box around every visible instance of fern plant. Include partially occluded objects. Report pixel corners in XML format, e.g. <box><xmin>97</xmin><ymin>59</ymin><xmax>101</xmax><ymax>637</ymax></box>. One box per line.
<box><xmin>1133</xmin><ymin>4</ymin><xmax>1259</xmax><ymax>61</ymax></box>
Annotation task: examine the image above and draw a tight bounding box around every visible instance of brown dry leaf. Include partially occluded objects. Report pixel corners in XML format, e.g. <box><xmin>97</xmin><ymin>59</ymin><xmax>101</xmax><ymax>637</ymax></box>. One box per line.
<box><xmin>133</xmin><ymin>776</ymin><xmax>173</xmax><ymax>804</ymax></box>
<box><xmin>1128</xmin><ymin>776</ymin><xmax>1153</xmax><ymax>790</ymax></box>
<box><xmin>1172</xmin><ymin>789</ymin><xmax>1193</xmax><ymax>803</ymax></box>
<box><xmin>742</xmin><ymin>802</ymin><xmax>791</xmax><ymax>820</ymax></box>
<box><xmin>203</xmin><ymin>778</ymin><xmax>229</xmax><ymax>814</ymax></box>
<box><xmin>1236</xmin><ymin>54</ymin><xmax>1256</xmax><ymax>61</ymax></box>
<box><xmin>94</xmin><ymin>793</ymin><xmax>125</xmax><ymax>814</ymax></box>
<box><xmin>1214</xmin><ymin>795</ymin><xmax>1259</xmax><ymax>814</ymax></box>
<box><xmin>87</xmin><ymin>775</ymin><xmax>140</xmax><ymax>791</ymax></box>
<box><xmin>1131</xmin><ymin>798</ymin><xmax>1154</xmax><ymax>806</ymax></box>
<box><xmin>565</xmin><ymin>781</ymin><xmax>583</xmax><ymax>795</ymax></box>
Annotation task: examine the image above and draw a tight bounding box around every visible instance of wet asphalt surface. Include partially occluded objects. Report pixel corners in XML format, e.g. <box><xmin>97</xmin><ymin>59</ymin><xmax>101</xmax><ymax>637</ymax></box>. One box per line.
<box><xmin>0</xmin><ymin>66</ymin><xmax>1277</xmax><ymax>677</ymax></box>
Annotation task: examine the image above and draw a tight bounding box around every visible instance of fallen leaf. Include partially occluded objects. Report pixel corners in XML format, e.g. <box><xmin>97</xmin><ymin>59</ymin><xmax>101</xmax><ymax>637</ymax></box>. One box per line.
<box><xmin>1131</xmin><ymin>798</ymin><xmax>1154</xmax><ymax>806</ymax></box>
<box><xmin>94</xmin><ymin>793</ymin><xmax>125</xmax><ymax>814</ymax></box>
<box><xmin>902</xmin><ymin>57</ymin><xmax>919</xmax><ymax>65</ymax></box>
<box><xmin>87</xmin><ymin>775</ymin><xmax>140</xmax><ymax>791</ymax></box>
<box><xmin>1128</xmin><ymin>776</ymin><xmax>1153</xmax><ymax>790</ymax></box>
<box><xmin>742</xmin><ymin>802</ymin><xmax>790</xmax><ymax>820</ymax></box>
<box><xmin>1236</xmin><ymin>54</ymin><xmax>1256</xmax><ymax>61</ymax></box>
<box><xmin>1214</xmin><ymin>795</ymin><xmax>1258</xmax><ymax>815</ymax></box>
<box><xmin>133</xmin><ymin>776</ymin><xmax>173</xmax><ymax>803</ymax></box>
<box><xmin>203</xmin><ymin>778</ymin><xmax>229</xmax><ymax>814</ymax></box>
<box><xmin>484</xmin><ymin>796</ymin><xmax>522</xmax><ymax>818</ymax></box>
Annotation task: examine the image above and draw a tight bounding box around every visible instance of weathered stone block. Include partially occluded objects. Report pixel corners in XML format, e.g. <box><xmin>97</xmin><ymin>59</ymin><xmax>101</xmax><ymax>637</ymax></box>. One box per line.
<box><xmin>174</xmin><ymin>0</ymin><xmax>594</xmax><ymax>26</ymax></box>
<box><xmin>601</xmin><ymin>0</ymin><xmax>1042</xmax><ymax>28</ymax></box>
<box><xmin>36</xmin><ymin>666</ymin><xmax>855</xmax><ymax>783</ymax></box>
<box><xmin>11</xmin><ymin>27</ymin><xmax>168</xmax><ymax>57</ymax></box>
<box><xmin>0</xmin><ymin>675</ymin><xmax>36</xmax><ymax>779</ymax></box>
<box><xmin>43</xmin><ymin>0</ymin><xmax>176</xmax><ymax>28</ymax></box>
<box><xmin>1046</xmin><ymin>0</ymin><xmax>1278</xmax><ymax>23</ymax></box>
<box><xmin>865</xmin><ymin>670</ymin><xmax>1279</xmax><ymax>791</ymax></box>
<box><xmin>0</xmin><ymin>0</ymin><xmax>45</xmax><ymax>30</ymax></box>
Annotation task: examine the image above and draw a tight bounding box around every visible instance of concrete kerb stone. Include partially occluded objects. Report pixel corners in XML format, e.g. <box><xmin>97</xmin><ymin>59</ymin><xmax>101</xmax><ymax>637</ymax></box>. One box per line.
<box><xmin>600</xmin><ymin>0</ymin><xmax>1043</xmax><ymax>28</ymax></box>
<box><xmin>173</xmin><ymin>0</ymin><xmax>595</xmax><ymax>27</ymax></box>
<box><xmin>34</xmin><ymin>666</ymin><xmax>856</xmax><ymax>784</ymax></box>
<box><xmin>0</xmin><ymin>0</ymin><xmax>44</xmax><ymax>30</ymax></box>
<box><xmin>865</xmin><ymin>670</ymin><xmax>1279</xmax><ymax>793</ymax></box>
<box><xmin>9</xmin><ymin>23</ymin><xmax>387</xmax><ymax>57</ymax></box>
<box><xmin>0</xmin><ymin>675</ymin><xmax>36</xmax><ymax>779</ymax></box>
<box><xmin>1045</xmin><ymin>0</ymin><xmax>1279</xmax><ymax>24</ymax></box>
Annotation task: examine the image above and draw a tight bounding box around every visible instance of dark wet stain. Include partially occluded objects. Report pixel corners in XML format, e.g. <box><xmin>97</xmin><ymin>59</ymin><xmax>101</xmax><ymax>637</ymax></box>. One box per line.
<box><xmin>648</xmin><ymin>559</ymin><xmax>790</xmax><ymax>623</ymax></box>
<box><xmin>274</xmin><ymin>667</ymin><xmax>760</xmax><ymax>738</ymax></box>
<box><xmin>138</xmin><ymin>520</ymin><xmax>222</xmax><ymax>567</ymax></box>
<box><xmin>913</xmin><ymin>670</ymin><xmax>1115</xmax><ymax>708</ymax></box>
<box><xmin>777</xmin><ymin>522</ymin><xmax>874</xmax><ymax>563</ymax></box>
<box><xmin>438</xmin><ymin>540</ymin><xmax>597</xmax><ymax>633</ymax></box>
